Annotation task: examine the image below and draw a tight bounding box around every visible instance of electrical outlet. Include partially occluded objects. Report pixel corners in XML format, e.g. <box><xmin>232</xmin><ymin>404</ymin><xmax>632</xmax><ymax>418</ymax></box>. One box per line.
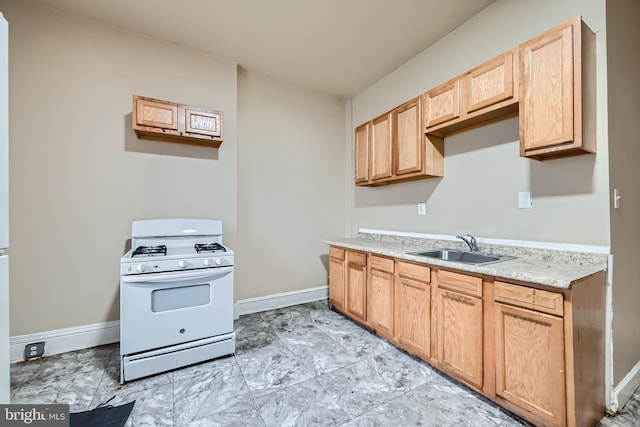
<box><xmin>24</xmin><ymin>341</ymin><xmax>45</xmax><ymax>361</ymax></box>
<box><xmin>518</xmin><ymin>192</ymin><xmax>532</xmax><ymax>209</ymax></box>
<box><xmin>418</xmin><ymin>202</ymin><xmax>426</xmax><ymax>216</ymax></box>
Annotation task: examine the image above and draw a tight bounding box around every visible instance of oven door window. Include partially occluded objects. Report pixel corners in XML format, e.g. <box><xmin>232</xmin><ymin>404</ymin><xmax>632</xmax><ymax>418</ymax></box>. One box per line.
<box><xmin>151</xmin><ymin>284</ymin><xmax>210</xmax><ymax>312</ymax></box>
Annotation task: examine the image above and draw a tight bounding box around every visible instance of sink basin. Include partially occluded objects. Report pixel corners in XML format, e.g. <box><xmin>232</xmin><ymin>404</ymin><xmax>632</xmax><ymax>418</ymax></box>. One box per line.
<box><xmin>407</xmin><ymin>249</ymin><xmax>516</xmax><ymax>266</ymax></box>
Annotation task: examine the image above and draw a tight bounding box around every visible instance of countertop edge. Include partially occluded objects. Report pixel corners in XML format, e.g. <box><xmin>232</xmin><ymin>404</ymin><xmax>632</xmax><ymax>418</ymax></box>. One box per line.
<box><xmin>324</xmin><ymin>238</ymin><xmax>606</xmax><ymax>290</ymax></box>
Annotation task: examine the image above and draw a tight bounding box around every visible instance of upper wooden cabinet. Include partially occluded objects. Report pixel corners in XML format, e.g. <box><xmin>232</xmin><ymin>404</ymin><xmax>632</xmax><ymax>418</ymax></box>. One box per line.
<box><xmin>132</xmin><ymin>95</ymin><xmax>223</xmax><ymax>147</ymax></box>
<box><xmin>425</xmin><ymin>49</ymin><xmax>519</xmax><ymax>136</ymax></box>
<box><xmin>355</xmin><ymin>97</ymin><xmax>444</xmax><ymax>187</ymax></box>
<box><xmin>519</xmin><ymin>17</ymin><xmax>596</xmax><ymax>159</ymax></box>
<box><xmin>465</xmin><ymin>51</ymin><xmax>515</xmax><ymax>114</ymax></box>
<box><xmin>354</xmin><ymin>123</ymin><xmax>369</xmax><ymax>184</ymax></box>
<box><xmin>135</xmin><ymin>97</ymin><xmax>179</xmax><ymax>131</ymax></box>
<box><xmin>395</xmin><ymin>97</ymin><xmax>424</xmax><ymax>176</ymax></box>
<box><xmin>370</xmin><ymin>113</ymin><xmax>393</xmax><ymax>182</ymax></box>
<box><xmin>425</xmin><ymin>80</ymin><xmax>460</xmax><ymax>128</ymax></box>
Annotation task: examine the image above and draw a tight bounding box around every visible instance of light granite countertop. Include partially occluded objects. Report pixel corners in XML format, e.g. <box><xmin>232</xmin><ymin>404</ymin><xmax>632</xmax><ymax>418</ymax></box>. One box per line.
<box><xmin>323</xmin><ymin>237</ymin><xmax>608</xmax><ymax>290</ymax></box>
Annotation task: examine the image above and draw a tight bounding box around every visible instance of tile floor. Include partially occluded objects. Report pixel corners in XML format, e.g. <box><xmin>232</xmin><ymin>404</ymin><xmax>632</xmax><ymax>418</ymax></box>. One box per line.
<box><xmin>8</xmin><ymin>301</ymin><xmax>640</xmax><ymax>426</ymax></box>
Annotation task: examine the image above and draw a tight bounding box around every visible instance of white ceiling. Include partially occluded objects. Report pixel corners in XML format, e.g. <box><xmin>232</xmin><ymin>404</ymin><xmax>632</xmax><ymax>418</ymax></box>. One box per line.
<box><xmin>24</xmin><ymin>0</ymin><xmax>497</xmax><ymax>97</ymax></box>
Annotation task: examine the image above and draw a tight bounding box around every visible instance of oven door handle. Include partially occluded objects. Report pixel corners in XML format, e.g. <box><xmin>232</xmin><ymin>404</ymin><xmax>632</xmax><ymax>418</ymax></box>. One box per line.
<box><xmin>121</xmin><ymin>267</ymin><xmax>233</xmax><ymax>284</ymax></box>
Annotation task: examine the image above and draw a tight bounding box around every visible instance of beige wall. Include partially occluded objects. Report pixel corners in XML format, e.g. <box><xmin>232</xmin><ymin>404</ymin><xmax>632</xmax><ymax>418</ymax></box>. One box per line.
<box><xmin>2</xmin><ymin>0</ymin><xmax>347</xmax><ymax>335</ymax></box>
<box><xmin>3</xmin><ymin>1</ymin><xmax>238</xmax><ymax>335</ymax></box>
<box><xmin>606</xmin><ymin>0</ymin><xmax>640</xmax><ymax>386</ymax></box>
<box><xmin>349</xmin><ymin>0</ymin><xmax>610</xmax><ymax>246</ymax></box>
<box><xmin>236</xmin><ymin>69</ymin><xmax>345</xmax><ymax>300</ymax></box>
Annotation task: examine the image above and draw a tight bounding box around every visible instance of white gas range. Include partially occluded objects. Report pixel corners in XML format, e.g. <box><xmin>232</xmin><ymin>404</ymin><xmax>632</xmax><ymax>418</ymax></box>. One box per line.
<box><xmin>120</xmin><ymin>218</ymin><xmax>235</xmax><ymax>383</ymax></box>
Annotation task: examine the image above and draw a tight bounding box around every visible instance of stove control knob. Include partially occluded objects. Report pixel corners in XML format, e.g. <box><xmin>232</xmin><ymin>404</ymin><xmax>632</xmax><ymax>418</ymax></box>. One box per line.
<box><xmin>215</xmin><ymin>258</ymin><xmax>222</xmax><ymax>266</ymax></box>
<box><xmin>203</xmin><ymin>258</ymin><xmax>211</xmax><ymax>267</ymax></box>
<box><xmin>178</xmin><ymin>260</ymin><xmax>187</xmax><ymax>268</ymax></box>
<box><xmin>136</xmin><ymin>264</ymin><xmax>145</xmax><ymax>273</ymax></box>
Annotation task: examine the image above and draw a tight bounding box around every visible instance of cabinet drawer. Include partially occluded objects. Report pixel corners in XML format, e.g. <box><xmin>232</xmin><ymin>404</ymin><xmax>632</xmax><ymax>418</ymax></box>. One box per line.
<box><xmin>495</xmin><ymin>281</ymin><xmax>563</xmax><ymax>316</ymax></box>
<box><xmin>347</xmin><ymin>251</ymin><xmax>367</xmax><ymax>266</ymax></box>
<box><xmin>437</xmin><ymin>270</ymin><xmax>482</xmax><ymax>297</ymax></box>
<box><xmin>370</xmin><ymin>255</ymin><xmax>394</xmax><ymax>273</ymax></box>
<box><xmin>329</xmin><ymin>246</ymin><xmax>345</xmax><ymax>260</ymax></box>
<box><xmin>397</xmin><ymin>261</ymin><xmax>431</xmax><ymax>282</ymax></box>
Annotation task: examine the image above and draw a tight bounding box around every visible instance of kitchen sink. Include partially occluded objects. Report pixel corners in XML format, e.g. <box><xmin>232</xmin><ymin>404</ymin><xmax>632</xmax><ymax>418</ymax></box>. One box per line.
<box><xmin>407</xmin><ymin>249</ymin><xmax>516</xmax><ymax>266</ymax></box>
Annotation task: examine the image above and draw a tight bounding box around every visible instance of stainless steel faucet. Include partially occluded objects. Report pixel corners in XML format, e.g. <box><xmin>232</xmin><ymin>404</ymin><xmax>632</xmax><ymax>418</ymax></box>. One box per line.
<box><xmin>456</xmin><ymin>235</ymin><xmax>478</xmax><ymax>251</ymax></box>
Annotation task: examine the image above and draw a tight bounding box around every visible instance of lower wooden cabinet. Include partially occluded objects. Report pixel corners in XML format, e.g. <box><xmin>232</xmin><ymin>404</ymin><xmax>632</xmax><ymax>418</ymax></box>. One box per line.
<box><xmin>436</xmin><ymin>279</ymin><xmax>484</xmax><ymax>389</ymax></box>
<box><xmin>495</xmin><ymin>302</ymin><xmax>566</xmax><ymax>426</ymax></box>
<box><xmin>367</xmin><ymin>255</ymin><xmax>395</xmax><ymax>339</ymax></box>
<box><xmin>328</xmin><ymin>247</ymin><xmax>345</xmax><ymax>310</ymax></box>
<box><xmin>345</xmin><ymin>250</ymin><xmax>367</xmax><ymax>322</ymax></box>
<box><xmin>326</xmin><ymin>245</ymin><xmax>605</xmax><ymax>427</ymax></box>
<box><xmin>395</xmin><ymin>261</ymin><xmax>431</xmax><ymax>358</ymax></box>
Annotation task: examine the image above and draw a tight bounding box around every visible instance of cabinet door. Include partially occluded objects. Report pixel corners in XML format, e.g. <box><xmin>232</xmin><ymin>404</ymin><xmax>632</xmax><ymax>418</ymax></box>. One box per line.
<box><xmin>465</xmin><ymin>51</ymin><xmax>515</xmax><ymax>113</ymax></box>
<box><xmin>370</xmin><ymin>113</ymin><xmax>393</xmax><ymax>181</ymax></box>
<box><xmin>354</xmin><ymin>123</ymin><xmax>370</xmax><ymax>184</ymax></box>
<box><xmin>395</xmin><ymin>97</ymin><xmax>423</xmax><ymax>176</ymax></box>
<box><xmin>495</xmin><ymin>303</ymin><xmax>566</xmax><ymax>427</ymax></box>
<box><xmin>437</xmin><ymin>288</ymin><xmax>483</xmax><ymax>388</ymax></box>
<box><xmin>135</xmin><ymin>97</ymin><xmax>178</xmax><ymax>130</ymax></box>
<box><xmin>346</xmin><ymin>251</ymin><xmax>367</xmax><ymax>322</ymax></box>
<box><xmin>396</xmin><ymin>276</ymin><xmax>430</xmax><ymax>358</ymax></box>
<box><xmin>425</xmin><ymin>80</ymin><xmax>460</xmax><ymax>128</ymax></box>
<box><xmin>520</xmin><ymin>23</ymin><xmax>574</xmax><ymax>153</ymax></box>
<box><xmin>185</xmin><ymin>108</ymin><xmax>222</xmax><ymax>139</ymax></box>
<box><xmin>329</xmin><ymin>256</ymin><xmax>345</xmax><ymax>310</ymax></box>
<box><xmin>368</xmin><ymin>267</ymin><xmax>394</xmax><ymax>338</ymax></box>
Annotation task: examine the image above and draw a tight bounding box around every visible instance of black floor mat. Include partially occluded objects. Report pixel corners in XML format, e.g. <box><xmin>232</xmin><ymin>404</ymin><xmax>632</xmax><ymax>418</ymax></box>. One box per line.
<box><xmin>70</xmin><ymin>401</ymin><xmax>135</xmax><ymax>427</ymax></box>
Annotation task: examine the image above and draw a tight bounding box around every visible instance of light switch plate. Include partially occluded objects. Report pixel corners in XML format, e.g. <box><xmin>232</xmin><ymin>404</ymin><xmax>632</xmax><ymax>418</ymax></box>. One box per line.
<box><xmin>418</xmin><ymin>202</ymin><xmax>426</xmax><ymax>215</ymax></box>
<box><xmin>518</xmin><ymin>192</ymin><xmax>532</xmax><ymax>209</ymax></box>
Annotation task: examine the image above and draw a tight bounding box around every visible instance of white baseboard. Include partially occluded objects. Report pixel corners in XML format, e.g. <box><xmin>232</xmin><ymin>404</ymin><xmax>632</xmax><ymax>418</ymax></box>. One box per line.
<box><xmin>234</xmin><ymin>285</ymin><xmax>328</xmax><ymax>319</ymax></box>
<box><xmin>611</xmin><ymin>359</ymin><xmax>640</xmax><ymax>412</ymax></box>
<box><xmin>10</xmin><ymin>321</ymin><xmax>119</xmax><ymax>363</ymax></box>
<box><xmin>10</xmin><ymin>286</ymin><xmax>329</xmax><ymax>362</ymax></box>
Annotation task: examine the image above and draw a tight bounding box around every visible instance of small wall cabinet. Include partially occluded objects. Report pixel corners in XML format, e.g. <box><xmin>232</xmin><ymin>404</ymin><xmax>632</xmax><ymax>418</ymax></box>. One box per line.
<box><xmin>132</xmin><ymin>95</ymin><xmax>223</xmax><ymax>147</ymax></box>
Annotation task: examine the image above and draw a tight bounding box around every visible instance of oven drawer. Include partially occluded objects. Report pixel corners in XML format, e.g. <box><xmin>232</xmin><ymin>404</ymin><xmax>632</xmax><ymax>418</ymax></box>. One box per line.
<box><xmin>121</xmin><ymin>333</ymin><xmax>235</xmax><ymax>383</ymax></box>
<box><xmin>120</xmin><ymin>267</ymin><xmax>234</xmax><ymax>355</ymax></box>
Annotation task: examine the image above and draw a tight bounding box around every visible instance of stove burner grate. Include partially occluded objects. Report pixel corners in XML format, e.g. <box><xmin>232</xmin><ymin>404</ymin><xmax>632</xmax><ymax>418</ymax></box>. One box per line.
<box><xmin>195</xmin><ymin>243</ymin><xmax>226</xmax><ymax>253</ymax></box>
<box><xmin>132</xmin><ymin>245</ymin><xmax>167</xmax><ymax>257</ymax></box>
